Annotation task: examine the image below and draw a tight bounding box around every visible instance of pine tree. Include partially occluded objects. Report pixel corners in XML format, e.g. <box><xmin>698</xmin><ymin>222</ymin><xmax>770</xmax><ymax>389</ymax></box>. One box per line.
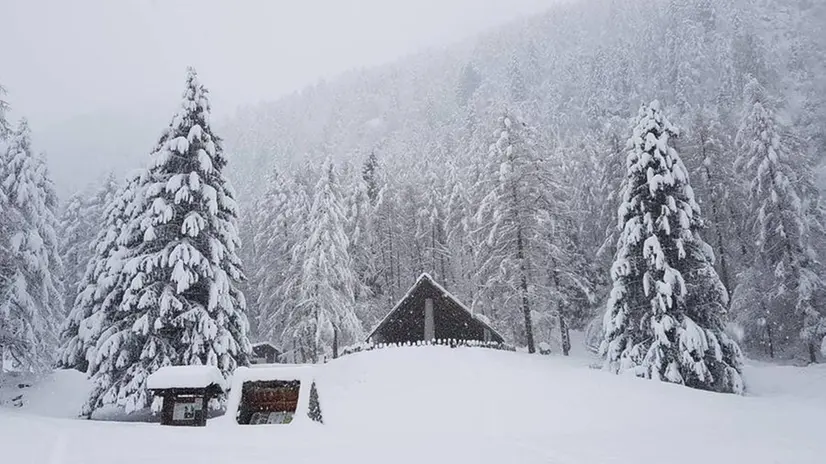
<box><xmin>456</xmin><ymin>63</ymin><xmax>482</xmax><ymax>108</ymax></box>
<box><xmin>253</xmin><ymin>168</ymin><xmax>308</xmax><ymax>344</ymax></box>
<box><xmin>0</xmin><ymin>120</ymin><xmax>64</xmax><ymax>372</ymax></box>
<box><xmin>685</xmin><ymin>107</ymin><xmax>744</xmax><ymax>294</ymax></box>
<box><xmin>415</xmin><ymin>154</ymin><xmax>449</xmax><ymax>283</ymax></box>
<box><xmin>545</xmin><ymin>138</ymin><xmax>603</xmax><ymax>345</ymax></box>
<box><xmin>474</xmin><ymin>111</ymin><xmax>552</xmax><ymax>353</ymax></box>
<box><xmin>83</xmin><ymin>68</ymin><xmax>251</xmax><ymax>414</ymax></box>
<box><xmin>443</xmin><ymin>159</ymin><xmax>477</xmax><ymax>304</ymax></box>
<box><xmin>361</xmin><ymin>150</ymin><xmax>380</xmax><ymax>206</ymax></box>
<box><xmin>280</xmin><ymin>158</ymin><xmax>362</xmax><ymax>362</ymax></box>
<box><xmin>59</xmin><ymin>193</ymin><xmax>87</xmax><ymax>313</ymax></box>
<box><xmin>57</xmin><ymin>174</ymin><xmax>125</xmax><ymax>372</ymax></box>
<box><xmin>732</xmin><ymin>80</ymin><xmax>826</xmax><ymax>363</ymax></box>
<box><xmin>340</xmin><ymin>161</ymin><xmax>377</xmax><ymax>326</ymax></box>
<box><xmin>0</xmin><ymin>85</ymin><xmax>10</xmax><ymax>140</ymax></box>
<box><xmin>59</xmin><ymin>176</ymin><xmax>118</xmax><ymax>320</ymax></box>
<box><xmin>601</xmin><ymin>101</ymin><xmax>744</xmax><ymax>393</ymax></box>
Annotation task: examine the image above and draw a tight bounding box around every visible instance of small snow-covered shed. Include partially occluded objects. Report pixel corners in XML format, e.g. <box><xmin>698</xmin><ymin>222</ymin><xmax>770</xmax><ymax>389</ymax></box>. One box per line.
<box><xmin>251</xmin><ymin>342</ymin><xmax>281</xmax><ymax>364</ymax></box>
<box><xmin>226</xmin><ymin>365</ymin><xmax>323</xmax><ymax>425</ymax></box>
<box><xmin>367</xmin><ymin>273</ymin><xmax>504</xmax><ymax>345</ymax></box>
<box><xmin>146</xmin><ymin>365</ymin><xmax>227</xmax><ymax>427</ymax></box>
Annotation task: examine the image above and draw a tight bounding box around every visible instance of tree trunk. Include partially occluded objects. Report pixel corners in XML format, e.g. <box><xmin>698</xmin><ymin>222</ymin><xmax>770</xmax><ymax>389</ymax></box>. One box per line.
<box><xmin>704</xmin><ymin>165</ymin><xmax>732</xmax><ymax>295</ymax></box>
<box><xmin>381</xmin><ymin>221</ymin><xmax>390</xmax><ymax>304</ymax></box>
<box><xmin>560</xmin><ymin>314</ymin><xmax>570</xmax><ymax>356</ymax></box>
<box><xmin>431</xmin><ymin>224</ymin><xmax>437</xmax><ymax>279</ymax></box>
<box><xmin>333</xmin><ymin>327</ymin><xmax>339</xmax><ymax>359</ymax></box>
<box><xmin>765</xmin><ymin>323</ymin><xmax>774</xmax><ymax>359</ymax></box>
<box><xmin>394</xmin><ymin>234</ymin><xmax>402</xmax><ymax>296</ymax></box>
<box><xmin>292</xmin><ymin>339</ymin><xmax>298</xmax><ymax>364</ymax></box>
<box><xmin>516</xmin><ymin>225</ymin><xmax>535</xmax><ymax>354</ymax></box>
<box><xmin>548</xmin><ymin>251</ymin><xmax>567</xmax><ymax>356</ymax></box>
<box><xmin>807</xmin><ymin>340</ymin><xmax>818</xmax><ymax>364</ymax></box>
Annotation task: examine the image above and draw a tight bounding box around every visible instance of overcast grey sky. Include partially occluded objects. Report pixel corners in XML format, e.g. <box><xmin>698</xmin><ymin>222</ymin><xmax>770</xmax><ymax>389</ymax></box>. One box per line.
<box><xmin>1</xmin><ymin>0</ymin><xmax>558</xmax><ymax>195</ymax></box>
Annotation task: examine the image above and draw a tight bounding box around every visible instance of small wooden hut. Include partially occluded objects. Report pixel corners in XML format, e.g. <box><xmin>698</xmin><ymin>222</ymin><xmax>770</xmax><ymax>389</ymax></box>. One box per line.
<box><xmin>251</xmin><ymin>342</ymin><xmax>281</xmax><ymax>364</ymax></box>
<box><xmin>367</xmin><ymin>273</ymin><xmax>504</xmax><ymax>345</ymax></box>
<box><xmin>146</xmin><ymin>365</ymin><xmax>226</xmax><ymax>427</ymax></box>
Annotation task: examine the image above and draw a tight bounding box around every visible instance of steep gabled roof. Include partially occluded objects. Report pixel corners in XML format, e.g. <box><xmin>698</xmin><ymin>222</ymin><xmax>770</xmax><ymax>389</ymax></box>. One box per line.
<box><xmin>366</xmin><ymin>273</ymin><xmax>504</xmax><ymax>342</ymax></box>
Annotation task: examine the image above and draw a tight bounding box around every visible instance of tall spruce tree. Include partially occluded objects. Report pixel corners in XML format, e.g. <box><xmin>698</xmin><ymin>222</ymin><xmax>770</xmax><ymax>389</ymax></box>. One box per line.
<box><xmin>601</xmin><ymin>101</ymin><xmax>744</xmax><ymax>393</ymax></box>
<box><xmin>474</xmin><ymin>111</ymin><xmax>552</xmax><ymax>353</ymax></box>
<box><xmin>340</xmin><ymin>161</ymin><xmax>378</xmax><ymax>327</ymax></box>
<box><xmin>252</xmin><ymin>169</ymin><xmax>308</xmax><ymax>344</ymax></box>
<box><xmin>57</xmin><ymin>174</ymin><xmax>126</xmax><ymax>372</ymax></box>
<box><xmin>83</xmin><ymin>69</ymin><xmax>251</xmax><ymax>414</ymax></box>
<box><xmin>0</xmin><ymin>85</ymin><xmax>9</xmax><ymax>140</ymax></box>
<box><xmin>0</xmin><ymin>120</ymin><xmax>64</xmax><ymax>372</ymax></box>
<box><xmin>59</xmin><ymin>176</ymin><xmax>118</xmax><ymax>320</ymax></box>
<box><xmin>732</xmin><ymin>80</ymin><xmax>826</xmax><ymax>362</ymax></box>
<box><xmin>59</xmin><ymin>193</ymin><xmax>88</xmax><ymax>314</ymax></box>
<box><xmin>279</xmin><ymin>158</ymin><xmax>361</xmax><ymax>362</ymax></box>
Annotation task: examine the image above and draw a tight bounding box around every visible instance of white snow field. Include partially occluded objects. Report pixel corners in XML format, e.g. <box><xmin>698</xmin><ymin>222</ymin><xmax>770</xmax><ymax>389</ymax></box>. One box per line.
<box><xmin>1</xmin><ymin>344</ymin><xmax>825</xmax><ymax>464</ymax></box>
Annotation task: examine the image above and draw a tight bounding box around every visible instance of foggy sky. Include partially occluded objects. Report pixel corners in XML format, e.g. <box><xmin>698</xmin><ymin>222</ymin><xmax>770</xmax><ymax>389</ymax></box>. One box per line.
<box><xmin>0</xmin><ymin>0</ymin><xmax>558</xmax><ymax>196</ymax></box>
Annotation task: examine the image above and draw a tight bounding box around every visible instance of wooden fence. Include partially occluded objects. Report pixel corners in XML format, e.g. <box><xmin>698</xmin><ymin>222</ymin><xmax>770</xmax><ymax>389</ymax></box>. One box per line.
<box><xmin>338</xmin><ymin>338</ymin><xmax>517</xmax><ymax>358</ymax></box>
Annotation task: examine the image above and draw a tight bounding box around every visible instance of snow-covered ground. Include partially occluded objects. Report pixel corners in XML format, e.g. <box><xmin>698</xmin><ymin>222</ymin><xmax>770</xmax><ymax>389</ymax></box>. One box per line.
<box><xmin>1</xmin><ymin>340</ymin><xmax>824</xmax><ymax>464</ymax></box>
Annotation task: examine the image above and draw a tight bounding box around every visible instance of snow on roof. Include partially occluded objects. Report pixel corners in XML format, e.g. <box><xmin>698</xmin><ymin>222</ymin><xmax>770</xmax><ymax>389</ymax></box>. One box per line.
<box><xmin>474</xmin><ymin>313</ymin><xmax>492</xmax><ymax>325</ymax></box>
<box><xmin>251</xmin><ymin>341</ymin><xmax>280</xmax><ymax>351</ymax></box>
<box><xmin>367</xmin><ymin>273</ymin><xmax>503</xmax><ymax>341</ymax></box>
<box><xmin>146</xmin><ymin>365</ymin><xmax>227</xmax><ymax>391</ymax></box>
<box><xmin>235</xmin><ymin>364</ymin><xmax>315</xmax><ymax>381</ymax></box>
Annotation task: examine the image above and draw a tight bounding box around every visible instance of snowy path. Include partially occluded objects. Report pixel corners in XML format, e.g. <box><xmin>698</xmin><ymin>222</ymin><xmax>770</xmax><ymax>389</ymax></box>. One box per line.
<box><xmin>2</xmin><ymin>345</ymin><xmax>825</xmax><ymax>464</ymax></box>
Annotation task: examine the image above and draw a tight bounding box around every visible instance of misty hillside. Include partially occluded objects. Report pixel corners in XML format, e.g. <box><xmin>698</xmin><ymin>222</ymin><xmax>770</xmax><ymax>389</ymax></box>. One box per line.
<box><xmin>220</xmin><ymin>0</ymin><xmax>826</xmax><ymax>200</ymax></box>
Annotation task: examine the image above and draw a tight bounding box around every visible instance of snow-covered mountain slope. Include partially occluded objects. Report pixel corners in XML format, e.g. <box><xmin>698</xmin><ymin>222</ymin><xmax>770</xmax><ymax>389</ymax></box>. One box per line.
<box><xmin>2</xmin><ymin>346</ymin><xmax>824</xmax><ymax>464</ymax></box>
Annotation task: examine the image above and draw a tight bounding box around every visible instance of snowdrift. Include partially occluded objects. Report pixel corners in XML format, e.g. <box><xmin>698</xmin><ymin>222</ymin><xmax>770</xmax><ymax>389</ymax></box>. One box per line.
<box><xmin>1</xmin><ymin>347</ymin><xmax>824</xmax><ymax>464</ymax></box>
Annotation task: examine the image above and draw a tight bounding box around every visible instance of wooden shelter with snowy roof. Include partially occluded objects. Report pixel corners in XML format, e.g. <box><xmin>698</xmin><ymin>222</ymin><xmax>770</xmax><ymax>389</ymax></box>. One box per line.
<box><xmin>146</xmin><ymin>365</ymin><xmax>227</xmax><ymax>427</ymax></box>
<box><xmin>367</xmin><ymin>273</ymin><xmax>504</xmax><ymax>345</ymax></box>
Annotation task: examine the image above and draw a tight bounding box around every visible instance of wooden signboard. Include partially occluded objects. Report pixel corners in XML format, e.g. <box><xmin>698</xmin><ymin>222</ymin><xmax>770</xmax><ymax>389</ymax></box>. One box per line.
<box><xmin>237</xmin><ymin>380</ymin><xmax>301</xmax><ymax>425</ymax></box>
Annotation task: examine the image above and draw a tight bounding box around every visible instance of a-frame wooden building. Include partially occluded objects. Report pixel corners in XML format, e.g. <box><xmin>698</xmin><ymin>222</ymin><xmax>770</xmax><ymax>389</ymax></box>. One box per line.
<box><xmin>367</xmin><ymin>273</ymin><xmax>504</xmax><ymax>345</ymax></box>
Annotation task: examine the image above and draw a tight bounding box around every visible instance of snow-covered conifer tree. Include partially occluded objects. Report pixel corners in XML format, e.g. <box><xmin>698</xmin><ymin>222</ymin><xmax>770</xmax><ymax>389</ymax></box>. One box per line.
<box><xmin>0</xmin><ymin>85</ymin><xmax>10</xmax><ymax>140</ymax></box>
<box><xmin>56</xmin><ymin>174</ymin><xmax>126</xmax><ymax>372</ymax></box>
<box><xmin>59</xmin><ymin>194</ymin><xmax>87</xmax><ymax>312</ymax></box>
<box><xmin>474</xmin><ymin>111</ymin><xmax>551</xmax><ymax>353</ymax></box>
<box><xmin>280</xmin><ymin>158</ymin><xmax>362</xmax><ymax>361</ymax></box>
<box><xmin>0</xmin><ymin>120</ymin><xmax>64</xmax><ymax>371</ymax></box>
<box><xmin>601</xmin><ymin>101</ymin><xmax>744</xmax><ymax>393</ymax></box>
<box><xmin>59</xmin><ymin>176</ymin><xmax>118</xmax><ymax>319</ymax></box>
<box><xmin>340</xmin><ymin>161</ymin><xmax>378</xmax><ymax>325</ymax></box>
<box><xmin>83</xmin><ymin>68</ymin><xmax>251</xmax><ymax>414</ymax></box>
<box><xmin>252</xmin><ymin>169</ymin><xmax>309</xmax><ymax>344</ymax></box>
<box><xmin>732</xmin><ymin>80</ymin><xmax>826</xmax><ymax>362</ymax></box>
<box><xmin>684</xmin><ymin>107</ymin><xmax>745</xmax><ymax>294</ymax></box>
<box><xmin>443</xmin><ymin>159</ymin><xmax>477</xmax><ymax>304</ymax></box>
<box><xmin>415</xmin><ymin>155</ymin><xmax>449</xmax><ymax>283</ymax></box>
<box><xmin>361</xmin><ymin>150</ymin><xmax>381</xmax><ymax>206</ymax></box>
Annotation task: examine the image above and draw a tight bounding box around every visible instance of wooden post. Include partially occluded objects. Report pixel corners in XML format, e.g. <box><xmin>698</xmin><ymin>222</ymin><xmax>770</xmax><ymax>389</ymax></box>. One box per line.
<box><xmin>424</xmin><ymin>298</ymin><xmax>435</xmax><ymax>341</ymax></box>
